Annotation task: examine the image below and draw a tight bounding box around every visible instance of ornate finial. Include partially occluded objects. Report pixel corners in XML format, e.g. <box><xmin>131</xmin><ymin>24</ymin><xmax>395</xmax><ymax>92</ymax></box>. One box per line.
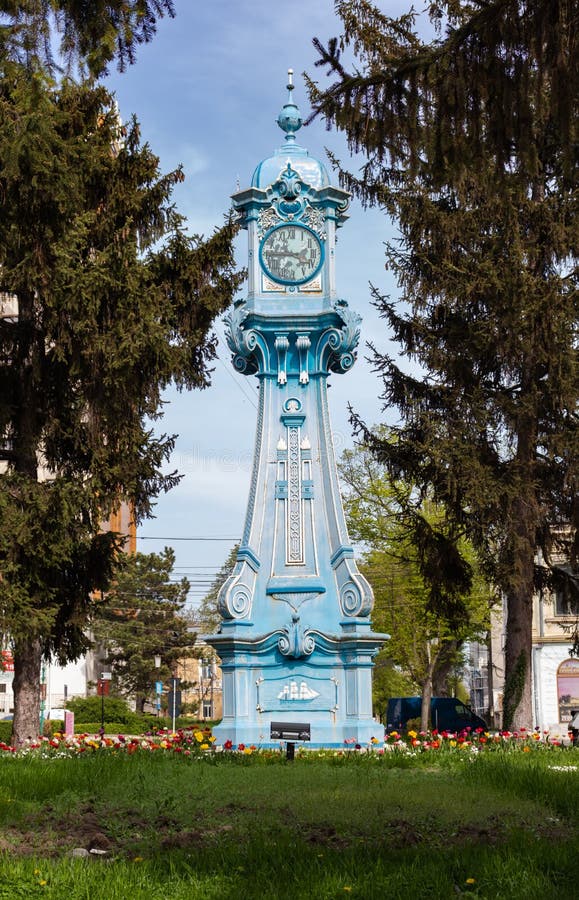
<box><xmin>277</xmin><ymin>67</ymin><xmax>302</xmax><ymax>143</ymax></box>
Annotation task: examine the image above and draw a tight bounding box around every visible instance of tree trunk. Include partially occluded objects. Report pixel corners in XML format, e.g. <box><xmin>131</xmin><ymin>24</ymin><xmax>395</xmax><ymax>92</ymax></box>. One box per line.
<box><xmin>502</xmin><ymin>584</ymin><xmax>534</xmax><ymax>731</ymax></box>
<box><xmin>502</xmin><ymin>491</ymin><xmax>536</xmax><ymax>731</ymax></box>
<box><xmin>502</xmin><ymin>368</ymin><xmax>539</xmax><ymax>733</ymax></box>
<box><xmin>421</xmin><ymin>642</ymin><xmax>438</xmax><ymax>730</ymax></box>
<box><xmin>11</xmin><ymin>636</ymin><xmax>42</xmax><ymax>747</ymax></box>
<box><xmin>432</xmin><ymin>640</ymin><xmax>460</xmax><ymax>696</ymax></box>
<box><xmin>420</xmin><ymin>677</ymin><xmax>433</xmax><ymax>732</ymax></box>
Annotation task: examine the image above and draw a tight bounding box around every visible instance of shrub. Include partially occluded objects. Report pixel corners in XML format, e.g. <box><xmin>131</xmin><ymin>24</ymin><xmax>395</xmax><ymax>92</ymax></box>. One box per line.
<box><xmin>43</xmin><ymin>719</ymin><xmax>64</xmax><ymax>737</ymax></box>
<box><xmin>65</xmin><ymin>695</ymin><xmax>137</xmax><ymax>725</ymax></box>
<box><xmin>74</xmin><ymin>722</ymin><xmax>135</xmax><ymax>735</ymax></box>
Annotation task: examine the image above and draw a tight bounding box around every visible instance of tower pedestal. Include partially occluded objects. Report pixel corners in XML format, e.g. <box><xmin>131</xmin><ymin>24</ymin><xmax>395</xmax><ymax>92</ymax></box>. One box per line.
<box><xmin>208</xmin><ymin>620</ymin><xmax>383</xmax><ymax>748</ymax></box>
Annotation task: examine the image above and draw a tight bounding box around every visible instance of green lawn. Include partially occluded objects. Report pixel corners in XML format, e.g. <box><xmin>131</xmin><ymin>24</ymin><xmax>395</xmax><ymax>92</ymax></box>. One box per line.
<box><xmin>0</xmin><ymin>751</ymin><xmax>577</xmax><ymax>899</ymax></box>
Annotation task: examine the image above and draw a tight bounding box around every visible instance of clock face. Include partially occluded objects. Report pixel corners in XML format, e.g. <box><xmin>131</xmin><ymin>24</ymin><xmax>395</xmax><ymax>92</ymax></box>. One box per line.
<box><xmin>260</xmin><ymin>224</ymin><xmax>323</xmax><ymax>285</ymax></box>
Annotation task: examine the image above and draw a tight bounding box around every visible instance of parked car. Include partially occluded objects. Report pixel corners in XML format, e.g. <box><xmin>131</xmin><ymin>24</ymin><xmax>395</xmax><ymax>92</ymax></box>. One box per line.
<box><xmin>386</xmin><ymin>697</ymin><xmax>487</xmax><ymax>732</ymax></box>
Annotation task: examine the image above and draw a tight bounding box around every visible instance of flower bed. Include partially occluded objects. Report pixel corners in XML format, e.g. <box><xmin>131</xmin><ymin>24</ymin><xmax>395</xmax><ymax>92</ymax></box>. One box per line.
<box><xmin>380</xmin><ymin>726</ymin><xmax>577</xmax><ymax>753</ymax></box>
<box><xmin>0</xmin><ymin>726</ymin><xmax>216</xmax><ymax>758</ymax></box>
<box><xmin>0</xmin><ymin>725</ymin><xmax>576</xmax><ymax>758</ymax></box>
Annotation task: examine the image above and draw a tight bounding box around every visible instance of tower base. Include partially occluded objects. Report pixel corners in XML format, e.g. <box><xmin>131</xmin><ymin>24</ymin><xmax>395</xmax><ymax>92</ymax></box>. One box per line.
<box><xmin>206</xmin><ymin>620</ymin><xmax>386</xmax><ymax>749</ymax></box>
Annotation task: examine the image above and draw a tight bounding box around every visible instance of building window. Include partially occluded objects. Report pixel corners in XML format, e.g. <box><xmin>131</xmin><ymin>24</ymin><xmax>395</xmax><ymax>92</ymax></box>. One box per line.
<box><xmin>555</xmin><ymin>587</ymin><xmax>576</xmax><ymax>616</ymax></box>
<box><xmin>0</xmin><ymin>684</ymin><xmax>6</xmax><ymax>693</ymax></box>
<box><xmin>201</xmin><ymin>660</ymin><xmax>212</xmax><ymax>680</ymax></box>
<box><xmin>202</xmin><ymin>701</ymin><xmax>213</xmax><ymax>719</ymax></box>
<box><xmin>557</xmin><ymin>659</ymin><xmax>579</xmax><ymax>723</ymax></box>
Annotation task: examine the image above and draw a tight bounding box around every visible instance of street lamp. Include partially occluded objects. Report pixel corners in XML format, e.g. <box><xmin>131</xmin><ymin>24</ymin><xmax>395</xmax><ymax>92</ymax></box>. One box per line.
<box><xmin>98</xmin><ymin>672</ymin><xmax>112</xmax><ymax>737</ymax></box>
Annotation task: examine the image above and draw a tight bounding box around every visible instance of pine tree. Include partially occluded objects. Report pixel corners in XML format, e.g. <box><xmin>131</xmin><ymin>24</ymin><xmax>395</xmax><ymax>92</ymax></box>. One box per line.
<box><xmin>0</xmin><ymin>1</ymin><xmax>176</xmax><ymax>75</ymax></box>
<box><xmin>309</xmin><ymin>0</ymin><xmax>578</xmax><ymax>729</ymax></box>
<box><xmin>0</xmin><ymin>68</ymin><xmax>242</xmax><ymax>745</ymax></box>
<box><xmin>91</xmin><ymin>548</ymin><xmax>193</xmax><ymax>710</ymax></box>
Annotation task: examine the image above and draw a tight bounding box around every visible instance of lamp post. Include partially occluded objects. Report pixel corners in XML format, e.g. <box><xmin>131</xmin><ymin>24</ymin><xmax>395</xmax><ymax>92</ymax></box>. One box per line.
<box><xmin>98</xmin><ymin>672</ymin><xmax>112</xmax><ymax>737</ymax></box>
<box><xmin>154</xmin><ymin>655</ymin><xmax>162</xmax><ymax>718</ymax></box>
<box><xmin>39</xmin><ymin>663</ymin><xmax>46</xmax><ymax>735</ymax></box>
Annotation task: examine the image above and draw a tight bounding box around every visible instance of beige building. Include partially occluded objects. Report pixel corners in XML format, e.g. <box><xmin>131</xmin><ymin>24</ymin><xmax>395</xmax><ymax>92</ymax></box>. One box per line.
<box><xmin>487</xmin><ymin>539</ymin><xmax>578</xmax><ymax>734</ymax></box>
<box><xmin>531</xmin><ymin>552</ymin><xmax>579</xmax><ymax>731</ymax></box>
<box><xmin>176</xmin><ymin>643</ymin><xmax>223</xmax><ymax>722</ymax></box>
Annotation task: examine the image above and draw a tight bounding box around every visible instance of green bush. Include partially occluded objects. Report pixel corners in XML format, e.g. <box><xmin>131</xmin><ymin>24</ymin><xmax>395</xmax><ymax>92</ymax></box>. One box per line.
<box><xmin>65</xmin><ymin>695</ymin><xmax>138</xmax><ymax>726</ymax></box>
<box><xmin>71</xmin><ymin>719</ymin><xmax>215</xmax><ymax>735</ymax></box>
<box><xmin>405</xmin><ymin>717</ymin><xmax>422</xmax><ymax>733</ymax></box>
<box><xmin>0</xmin><ymin>721</ymin><xmax>11</xmax><ymax>743</ymax></box>
<box><xmin>74</xmin><ymin>722</ymin><xmax>135</xmax><ymax>735</ymax></box>
<box><xmin>143</xmin><ymin>716</ymin><xmax>218</xmax><ymax>732</ymax></box>
<box><xmin>42</xmin><ymin>719</ymin><xmax>64</xmax><ymax>736</ymax></box>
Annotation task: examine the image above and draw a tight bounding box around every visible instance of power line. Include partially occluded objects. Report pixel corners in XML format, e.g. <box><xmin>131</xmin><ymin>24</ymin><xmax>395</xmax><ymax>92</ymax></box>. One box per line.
<box><xmin>216</xmin><ymin>352</ymin><xmax>259</xmax><ymax>410</ymax></box>
<box><xmin>214</xmin><ymin>323</ymin><xmax>259</xmax><ymax>410</ymax></box>
<box><xmin>139</xmin><ymin>536</ymin><xmax>239</xmax><ymax>541</ymax></box>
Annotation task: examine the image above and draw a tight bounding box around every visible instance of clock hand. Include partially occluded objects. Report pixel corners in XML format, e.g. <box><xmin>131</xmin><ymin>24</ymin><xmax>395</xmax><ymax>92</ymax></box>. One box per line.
<box><xmin>266</xmin><ymin>250</ymin><xmax>311</xmax><ymax>260</ymax></box>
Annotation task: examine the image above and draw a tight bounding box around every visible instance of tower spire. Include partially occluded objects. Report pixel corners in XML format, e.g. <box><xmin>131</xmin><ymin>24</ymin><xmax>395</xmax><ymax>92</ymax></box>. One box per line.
<box><xmin>277</xmin><ymin>67</ymin><xmax>302</xmax><ymax>143</ymax></box>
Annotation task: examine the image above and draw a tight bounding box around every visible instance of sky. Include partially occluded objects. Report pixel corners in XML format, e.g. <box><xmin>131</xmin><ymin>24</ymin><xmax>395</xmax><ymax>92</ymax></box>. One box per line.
<box><xmin>103</xmin><ymin>0</ymin><xmax>406</xmax><ymax>609</ymax></box>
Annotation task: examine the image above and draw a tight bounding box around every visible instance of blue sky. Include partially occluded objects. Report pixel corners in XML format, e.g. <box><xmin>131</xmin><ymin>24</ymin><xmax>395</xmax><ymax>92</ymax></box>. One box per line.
<box><xmin>104</xmin><ymin>0</ymin><xmax>405</xmax><ymax>608</ymax></box>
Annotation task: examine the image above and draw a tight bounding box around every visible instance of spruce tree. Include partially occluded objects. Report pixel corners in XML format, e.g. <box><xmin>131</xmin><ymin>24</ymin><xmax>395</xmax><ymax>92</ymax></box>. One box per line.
<box><xmin>91</xmin><ymin>548</ymin><xmax>193</xmax><ymax>710</ymax></box>
<box><xmin>0</xmin><ymin>1</ymin><xmax>176</xmax><ymax>75</ymax></box>
<box><xmin>0</xmin><ymin>67</ymin><xmax>242</xmax><ymax>745</ymax></box>
<box><xmin>309</xmin><ymin>0</ymin><xmax>578</xmax><ymax>729</ymax></box>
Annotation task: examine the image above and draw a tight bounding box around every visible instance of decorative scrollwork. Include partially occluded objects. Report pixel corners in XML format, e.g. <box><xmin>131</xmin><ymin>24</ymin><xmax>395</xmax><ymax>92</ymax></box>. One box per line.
<box><xmin>296</xmin><ymin>334</ymin><xmax>311</xmax><ymax>384</ymax></box>
<box><xmin>284</xmin><ymin>397</ymin><xmax>302</xmax><ymax>413</ymax></box>
<box><xmin>257</xmin><ymin>208</ymin><xmax>280</xmax><ymax>239</ymax></box>
<box><xmin>337</xmin><ymin>351</ymin><xmax>355</xmax><ymax>372</ymax></box>
<box><xmin>340</xmin><ymin>578</ymin><xmax>374</xmax><ymax>618</ymax></box>
<box><xmin>225</xmin><ymin>302</ymin><xmax>262</xmax><ymax>375</ymax></box>
<box><xmin>326</xmin><ymin>328</ymin><xmax>342</xmax><ymax>351</ymax></box>
<box><xmin>317</xmin><ymin>300</ymin><xmax>362</xmax><ymax>375</ymax></box>
<box><xmin>301</xmin><ymin>205</ymin><xmax>326</xmax><ymax>239</ymax></box>
<box><xmin>231</xmin><ymin>586</ymin><xmax>252</xmax><ymax>616</ymax></box>
<box><xmin>278</xmin><ymin>163</ymin><xmax>302</xmax><ymax>199</ymax></box>
<box><xmin>333</xmin><ymin>299</ymin><xmax>361</xmax><ymax>352</ymax></box>
<box><xmin>275</xmin><ymin>334</ymin><xmax>289</xmax><ymax>385</ymax></box>
<box><xmin>218</xmin><ymin>574</ymin><xmax>253</xmax><ymax>620</ymax></box>
<box><xmin>232</xmin><ymin>354</ymin><xmax>255</xmax><ymax>374</ymax></box>
<box><xmin>278</xmin><ymin>613</ymin><xmax>316</xmax><ymax>659</ymax></box>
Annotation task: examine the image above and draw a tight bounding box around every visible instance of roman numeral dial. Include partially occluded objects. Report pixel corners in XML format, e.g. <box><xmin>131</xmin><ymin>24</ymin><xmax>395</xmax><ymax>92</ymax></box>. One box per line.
<box><xmin>260</xmin><ymin>224</ymin><xmax>323</xmax><ymax>285</ymax></box>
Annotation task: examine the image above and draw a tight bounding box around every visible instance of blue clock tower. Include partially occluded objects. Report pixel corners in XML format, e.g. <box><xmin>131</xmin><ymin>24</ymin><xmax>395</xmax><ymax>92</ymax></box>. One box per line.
<box><xmin>205</xmin><ymin>72</ymin><xmax>387</xmax><ymax>747</ymax></box>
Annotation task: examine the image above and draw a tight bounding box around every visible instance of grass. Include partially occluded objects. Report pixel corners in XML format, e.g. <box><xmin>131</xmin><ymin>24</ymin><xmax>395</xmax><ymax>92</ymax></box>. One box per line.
<box><xmin>0</xmin><ymin>750</ymin><xmax>577</xmax><ymax>898</ymax></box>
